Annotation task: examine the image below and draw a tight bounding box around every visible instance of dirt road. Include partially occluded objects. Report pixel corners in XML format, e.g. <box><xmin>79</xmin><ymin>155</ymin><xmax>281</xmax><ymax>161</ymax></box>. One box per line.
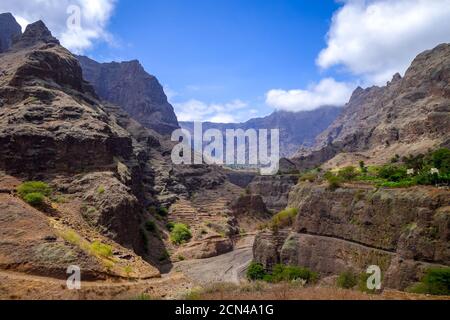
<box><xmin>170</xmin><ymin>235</ymin><xmax>254</xmax><ymax>285</ymax></box>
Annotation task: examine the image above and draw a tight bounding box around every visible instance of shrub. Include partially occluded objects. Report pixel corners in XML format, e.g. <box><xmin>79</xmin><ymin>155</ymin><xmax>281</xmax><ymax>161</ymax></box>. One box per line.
<box><xmin>158</xmin><ymin>207</ymin><xmax>169</xmax><ymax>217</ymax></box>
<box><xmin>145</xmin><ymin>220</ymin><xmax>157</xmax><ymax>233</ymax></box>
<box><xmin>97</xmin><ymin>186</ymin><xmax>105</xmax><ymax>194</ymax></box>
<box><xmin>409</xmin><ymin>268</ymin><xmax>450</xmax><ymax>296</ymax></box>
<box><xmin>377</xmin><ymin>165</ymin><xmax>407</xmax><ymax>182</ymax></box>
<box><xmin>271</xmin><ymin>208</ymin><xmax>298</xmax><ymax>229</ymax></box>
<box><xmin>170</xmin><ymin>223</ymin><xmax>192</xmax><ymax>245</ymax></box>
<box><xmin>270</xmin><ymin>264</ymin><xmax>318</xmax><ymax>284</ymax></box>
<box><xmin>338</xmin><ymin>166</ymin><xmax>358</xmax><ymax>181</ymax></box>
<box><xmin>89</xmin><ymin>241</ymin><xmax>113</xmax><ymax>258</ymax></box>
<box><xmin>166</xmin><ymin>222</ymin><xmax>175</xmax><ymax>231</ymax></box>
<box><xmin>23</xmin><ymin>192</ymin><xmax>45</xmax><ymax>207</ymax></box>
<box><xmin>325</xmin><ymin>174</ymin><xmax>342</xmax><ymax>191</ymax></box>
<box><xmin>247</xmin><ymin>262</ymin><xmax>266</xmax><ymax>281</ymax></box>
<box><xmin>337</xmin><ymin>271</ymin><xmax>358</xmax><ymax>289</ymax></box>
<box><xmin>17</xmin><ymin>181</ymin><xmax>52</xmax><ymax>198</ymax></box>
<box><xmin>431</xmin><ymin>148</ymin><xmax>450</xmax><ymax>174</ymax></box>
<box><xmin>359</xmin><ymin>161</ymin><xmax>368</xmax><ymax>174</ymax></box>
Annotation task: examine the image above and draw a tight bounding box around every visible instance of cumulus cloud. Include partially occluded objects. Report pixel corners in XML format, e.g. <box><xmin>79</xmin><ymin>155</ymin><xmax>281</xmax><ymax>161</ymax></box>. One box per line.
<box><xmin>0</xmin><ymin>0</ymin><xmax>116</xmax><ymax>53</ymax></box>
<box><xmin>317</xmin><ymin>0</ymin><xmax>450</xmax><ymax>84</ymax></box>
<box><xmin>265</xmin><ymin>78</ymin><xmax>354</xmax><ymax>112</ymax></box>
<box><xmin>174</xmin><ymin>99</ymin><xmax>249</xmax><ymax>123</ymax></box>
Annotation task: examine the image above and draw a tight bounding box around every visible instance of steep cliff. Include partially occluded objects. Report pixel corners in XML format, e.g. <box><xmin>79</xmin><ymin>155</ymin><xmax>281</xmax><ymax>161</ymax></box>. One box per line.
<box><xmin>0</xmin><ymin>13</ymin><xmax>21</xmax><ymax>53</ymax></box>
<box><xmin>0</xmin><ymin>20</ymin><xmax>161</xmax><ymax>278</ymax></box>
<box><xmin>78</xmin><ymin>55</ymin><xmax>179</xmax><ymax>135</ymax></box>
<box><xmin>292</xmin><ymin>44</ymin><xmax>450</xmax><ymax>170</ymax></box>
<box><xmin>254</xmin><ymin>183</ymin><xmax>450</xmax><ymax>289</ymax></box>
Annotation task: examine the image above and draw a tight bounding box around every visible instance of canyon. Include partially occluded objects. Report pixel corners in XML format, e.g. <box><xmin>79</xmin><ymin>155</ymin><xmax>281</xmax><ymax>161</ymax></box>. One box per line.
<box><xmin>0</xmin><ymin>12</ymin><xmax>448</xmax><ymax>300</ymax></box>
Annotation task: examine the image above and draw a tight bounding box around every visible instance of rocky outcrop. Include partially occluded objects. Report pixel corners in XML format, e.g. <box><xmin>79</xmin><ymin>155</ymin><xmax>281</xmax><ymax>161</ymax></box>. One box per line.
<box><xmin>254</xmin><ymin>183</ymin><xmax>450</xmax><ymax>289</ymax></box>
<box><xmin>231</xmin><ymin>194</ymin><xmax>271</xmax><ymax>219</ymax></box>
<box><xmin>292</xmin><ymin>43</ymin><xmax>450</xmax><ymax>169</ymax></box>
<box><xmin>181</xmin><ymin>107</ymin><xmax>342</xmax><ymax>158</ymax></box>
<box><xmin>77</xmin><ymin>56</ymin><xmax>179</xmax><ymax>135</ymax></box>
<box><xmin>0</xmin><ymin>13</ymin><xmax>21</xmax><ymax>53</ymax></box>
<box><xmin>0</xmin><ymin>20</ymin><xmax>158</xmax><ymax>267</ymax></box>
<box><xmin>248</xmin><ymin>175</ymin><xmax>298</xmax><ymax>212</ymax></box>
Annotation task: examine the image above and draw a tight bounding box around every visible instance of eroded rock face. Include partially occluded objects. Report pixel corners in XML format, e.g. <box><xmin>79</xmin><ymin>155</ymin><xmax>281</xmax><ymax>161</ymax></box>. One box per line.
<box><xmin>253</xmin><ymin>183</ymin><xmax>450</xmax><ymax>289</ymax></box>
<box><xmin>0</xmin><ymin>21</ymin><xmax>155</xmax><ymax>265</ymax></box>
<box><xmin>0</xmin><ymin>22</ymin><xmax>133</xmax><ymax>177</ymax></box>
<box><xmin>0</xmin><ymin>13</ymin><xmax>21</xmax><ymax>53</ymax></box>
<box><xmin>292</xmin><ymin>43</ymin><xmax>450</xmax><ymax>169</ymax></box>
<box><xmin>248</xmin><ymin>175</ymin><xmax>298</xmax><ymax>212</ymax></box>
<box><xmin>231</xmin><ymin>194</ymin><xmax>271</xmax><ymax>219</ymax></box>
<box><xmin>77</xmin><ymin>56</ymin><xmax>179</xmax><ymax>135</ymax></box>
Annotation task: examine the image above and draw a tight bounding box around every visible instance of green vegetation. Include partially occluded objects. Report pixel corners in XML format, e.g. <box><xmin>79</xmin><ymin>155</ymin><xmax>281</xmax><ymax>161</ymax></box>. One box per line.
<box><xmin>170</xmin><ymin>223</ymin><xmax>192</xmax><ymax>245</ymax></box>
<box><xmin>89</xmin><ymin>241</ymin><xmax>113</xmax><ymax>258</ymax></box>
<box><xmin>23</xmin><ymin>192</ymin><xmax>46</xmax><ymax>207</ymax></box>
<box><xmin>97</xmin><ymin>186</ymin><xmax>105</xmax><ymax>194</ymax></box>
<box><xmin>408</xmin><ymin>267</ymin><xmax>450</xmax><ymax>296</ymax></box>
<box><xmin>270</xmin><ymin>208</ymin><xmax>299</xmax><ymax>230</ymax></box>
<box><xmin>247</xmin><ymin>262</ymin><xmax>318</xmax><ymax>284</ymax></box>
<box><xmin>337</xmin><ymin>271</ymin><xmax>358</xmax><ymax>289</ymax></box>
<box><xmin>17</xmin><ymin>181</ymin><xmax>52</xmax><ymax>207</ymax></box>
<box><xmin>299</xmin><ymin>170</ymin><xmax>319</xmax><ymax>183</ymax></box>
<box><xmin>324</xmin><ymin>172</ymin><xmax>342</xmax><ymax>191</ymax></box>
<box><xmin>318</xmin><ymin>148</ymin><xmax>450</xmax><ymax>190</ymax></box>
<box><xmin>247</xmin><ymin>262</ymin><xmax>266</xmax><ymax>281</ymax></box>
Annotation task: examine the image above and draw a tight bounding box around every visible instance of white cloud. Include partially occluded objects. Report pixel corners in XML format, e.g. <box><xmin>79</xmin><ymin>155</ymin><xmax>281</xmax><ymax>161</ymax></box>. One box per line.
<box><xmin>174</xmin><ymin>99</ymin><xmax>249</xmax><ymax>123</ymax></box>
<box><xmin>317</xmin><ymin>0</ymin><xmax>450</xmax><ymax>84</ymax></box>
<box><xmin>265</xmin><ymin>78</ymin><xmax>354</xmax><ymax>112</ymax></box>
<box><xmin>0</xmin><ymin>0</ymin><xmax>117</xmax><ymax>54</ymax></box>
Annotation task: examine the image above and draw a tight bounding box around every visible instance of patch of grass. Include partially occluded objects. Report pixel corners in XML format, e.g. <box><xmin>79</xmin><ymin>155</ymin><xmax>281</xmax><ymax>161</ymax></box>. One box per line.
<box><xmin>23</xmin><ymin>192</ymin><xmax>45</xmax><ymax>207</ymax></box>
<box><xmin>124</xmin><ymin>265</ymin><xmax>133</xmax><ymax>278</ymax></box>
<box><xmin>270</xmin><ymin>208</ymin><xmax>298</xmax><ymax>230</ymax></box>
<box><xmin>299</xmin><ymin>171</ymin><xmax>319</xmax><ymax>183</ymax></box>
<box><xmin>178</xmin><ymin>255</ymin><xmax>185</xmax><ymax>261</ymax></box>
<box><xmin>132</xmin><ymin>293</ymin><xmax>160</xmax><ymax>300</ymax></box>
<box><xmin>170</xmin><ymin>223</ymin><xmax>192</xmax><ymax>245</ymax></box>
<box><xmin>97</xmin><ymin>186</ymin><xmax>105</xmax><ymax>195</ymax></box>
<box><xmin>337</xmin><ymin>271</ymin><xmax>358</xmax><ymax>289</ymax></box>
<box><xmin>17</xmin><ymin>181</ymin><xmax>52</xmax><ymax>207</ymax></box>
<box><xmin>324</xmin><ymin>172</ymin><xmax>343</xmax><ymax>191</ymax></box>
<box><xmin>337</xmin><ymin>166</ymin><xmax>358</xmax><ymax>181</ymax></box>
<box><xmin>89</xmin><ymin>241</ymin><xmax>113</xmax><ymax>258</ymax></box>
<box><xmin>408</xmin><ymin>267</ymin><xmax>450</xmax><ymax>296</ymax></box>
<box><xmin>17</xmin><ymin>181</ymin><xmax>52</xmax><ymax>198</ymax></box>
<box><xmin>60</xmin><ymin>230</ymin><xmax>82</xmax><ymax>246</ymax></box>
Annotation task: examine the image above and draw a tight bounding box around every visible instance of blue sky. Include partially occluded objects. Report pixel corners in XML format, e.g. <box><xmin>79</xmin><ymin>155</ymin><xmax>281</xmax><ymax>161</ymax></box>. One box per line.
<box><xmin>89</xmin><ymin>0</ymin><xmax>343</xmax><ymax>121</ymax></box>
<box><xmin>3</xmin><ymin>0</ymin><xmax>450</xmax><ymax>123</ymax></box>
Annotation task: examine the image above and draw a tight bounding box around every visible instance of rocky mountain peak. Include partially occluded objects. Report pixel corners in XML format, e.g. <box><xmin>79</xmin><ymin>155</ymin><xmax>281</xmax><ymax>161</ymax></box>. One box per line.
<box><xmin>0</xmin><ymin>12</ymin><xmax>22</xmax><ymax>53</ymax></box>
<box><xmin>78</xmin><ymin>55</ymin><xmax>180</xmax><ymax>135</ymax></box>
<box><xmin>13</xmin><ymin>20</ymin><xmax>59</xmax><ymax>49</ymax></box>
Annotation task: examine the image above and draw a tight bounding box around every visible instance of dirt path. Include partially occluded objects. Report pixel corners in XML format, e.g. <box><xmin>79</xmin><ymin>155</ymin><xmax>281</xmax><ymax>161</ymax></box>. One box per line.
<box><xmin>170</xmin><ymin>235</ymin><xmax>255</xmax><ymax>285</ymax></box>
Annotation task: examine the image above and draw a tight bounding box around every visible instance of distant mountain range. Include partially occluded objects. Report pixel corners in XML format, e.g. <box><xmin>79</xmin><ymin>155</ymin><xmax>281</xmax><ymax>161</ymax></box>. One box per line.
<box><xmin>180</xmin><ymin>107</ymin><xmax>342</xmax><ymax>158</ymax></box>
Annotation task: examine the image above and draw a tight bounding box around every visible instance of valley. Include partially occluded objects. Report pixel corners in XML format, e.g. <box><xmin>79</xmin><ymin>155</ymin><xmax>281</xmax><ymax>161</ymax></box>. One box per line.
<box><xmin>0</xmin><ymin>10</ymin><xmax>449</xmax><ymax>301</ymax></box>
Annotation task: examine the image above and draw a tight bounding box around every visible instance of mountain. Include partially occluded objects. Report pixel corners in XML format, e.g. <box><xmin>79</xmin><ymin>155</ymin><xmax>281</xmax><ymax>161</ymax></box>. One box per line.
<box><xmin>0</xmin><ymin>12</ymin><xmax>22</xmax><ymax>53</ymax></box>
<box><xmin>291</xmin><ymin>43</ymin><xmax>450</xmax><ymax>170</ymax></box>
<box><xmin>181</xmin><ymin>107</ymin><xmax>342</xmax><ymax>158</ymax></box>
<box><xmin>77</xmin><ymin>56</ymin><xmax>179</xmax><ymax>135</ymax></box>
